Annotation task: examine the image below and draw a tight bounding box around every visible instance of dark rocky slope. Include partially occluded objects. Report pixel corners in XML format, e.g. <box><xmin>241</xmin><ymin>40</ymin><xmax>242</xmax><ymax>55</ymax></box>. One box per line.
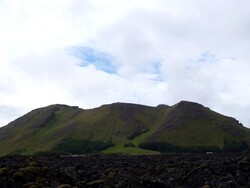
<box><xmin>0</xmin><ymin>153</ymin><xmax>250</xmax><ymax>187</ymax></box>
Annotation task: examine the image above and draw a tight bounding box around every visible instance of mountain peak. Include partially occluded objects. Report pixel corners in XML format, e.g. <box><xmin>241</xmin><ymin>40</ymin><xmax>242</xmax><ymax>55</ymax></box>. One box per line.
<box><xmin>177</xmin><ymin>100</ymin><xmax>204</xmax><ymax>107</ymax></box>
<box><xmin>170</xmin><ymin>100</ymin><xmax>208</xmax><ymax>118</ymax></box>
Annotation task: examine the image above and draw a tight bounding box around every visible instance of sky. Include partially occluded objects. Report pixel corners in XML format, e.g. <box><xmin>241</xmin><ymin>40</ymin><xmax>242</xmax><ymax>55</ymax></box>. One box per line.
<box><xmin>1</xmin><ymin>0</ymin><xmax>250</xmax><ymax>127</ymax></box>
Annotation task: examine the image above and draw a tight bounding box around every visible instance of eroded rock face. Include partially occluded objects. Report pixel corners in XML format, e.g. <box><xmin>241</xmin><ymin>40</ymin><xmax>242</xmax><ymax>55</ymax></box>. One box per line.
<box><xmin>0</xmin><ymin>153</ymin><xmax>250</xmax><ymax>188</ymax></box>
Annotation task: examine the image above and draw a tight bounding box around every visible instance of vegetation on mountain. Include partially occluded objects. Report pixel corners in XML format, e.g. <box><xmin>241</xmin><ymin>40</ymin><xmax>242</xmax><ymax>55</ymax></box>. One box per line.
<box><xmin>0</xmin><ymin>101</ymin><xmax>250</xmax><ymax>156</ymax></box>
<box><xmin>52</xmin><ymin>137</ymin><xmax>114</xmax><ymax>154</ymax></box>
<box><xmin>139</xmin><ymin>140</ymin><xmax>248</xmax><ymax>153</ymax></box>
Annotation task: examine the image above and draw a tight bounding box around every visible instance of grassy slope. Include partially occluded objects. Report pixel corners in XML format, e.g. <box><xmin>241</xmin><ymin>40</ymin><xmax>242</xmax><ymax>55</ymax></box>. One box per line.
<box><xmin>0</xmin><ymin>103</ymin><xmax>165</xmax><ymax>155</ymax></box>
<box><xmin>0</xmin><ymin>102</ymin><xmax>250</xmax><ymax>156</ymax></box>
<box><xmin>102</xmin><ymin>106</ymin><xmax>171</xmax><ymax>154</ymax></box>
<box><xmin>144</xmin><ymin>104</ymin><xmax>250</xmax><ymax>149</ymax></box>
<box><xmin>0</xmin><ymin>105</ymin><xmax>82</xmax><ymax>155</ymax></box>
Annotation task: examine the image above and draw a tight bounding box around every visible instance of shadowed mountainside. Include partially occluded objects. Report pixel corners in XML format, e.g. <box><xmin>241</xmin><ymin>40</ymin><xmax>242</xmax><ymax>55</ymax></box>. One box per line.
<box><xmin>0</xmin><ymin>101</ymin><xmax>250</xmax><ymax>155</ymax></box>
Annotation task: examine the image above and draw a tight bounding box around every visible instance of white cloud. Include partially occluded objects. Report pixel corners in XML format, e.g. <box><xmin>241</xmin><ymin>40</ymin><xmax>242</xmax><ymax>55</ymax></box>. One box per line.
<box><xmin>1</xmin><ymin>0</ymin><xmax>250</xmax><ymax>127</ymax></box>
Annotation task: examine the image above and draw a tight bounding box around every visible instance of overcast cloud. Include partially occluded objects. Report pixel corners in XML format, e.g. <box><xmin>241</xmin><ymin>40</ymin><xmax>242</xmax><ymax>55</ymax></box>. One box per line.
<box><xmin>1</xmin><ymin>0</ymin><xmax>250</xmax><ymax>127</ymax></box>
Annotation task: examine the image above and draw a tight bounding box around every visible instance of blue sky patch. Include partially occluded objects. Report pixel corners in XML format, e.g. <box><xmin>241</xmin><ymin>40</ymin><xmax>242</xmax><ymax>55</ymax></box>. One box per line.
<box><xmin>151</xmin><ymin>62</ymin><xmax>164</xmax><ymax>81</ymax></box>
<box><xmin>70</xmin><ymin>47</ymin><xmax>117</xmax><ymax>74</ymax></box>
<box><xmin>142</xmin><ymin>61</ymin><xmax>163</xmax><ymax>82</ymax></box>
<box><xmin>197</xmin><ymin>52</ymin><xmax>216</xmax><ymax>63</ymax></box>
<box><xmin>186</xmin><ymin>52</ymin><xmax>217</xmax><ymax>70</ymax></box>
<box><xmin>152</xmin><ymin>62</ymin><xmax>161</xmax><ymax>74</ymax></box>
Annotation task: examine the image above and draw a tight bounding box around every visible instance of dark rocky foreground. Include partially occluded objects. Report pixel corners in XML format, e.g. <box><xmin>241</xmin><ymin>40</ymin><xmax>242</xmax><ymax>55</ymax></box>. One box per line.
<box><xmin>0</xmin><ymin>153</ymin><xmax>250</xmax><ymax>188</ymax></box>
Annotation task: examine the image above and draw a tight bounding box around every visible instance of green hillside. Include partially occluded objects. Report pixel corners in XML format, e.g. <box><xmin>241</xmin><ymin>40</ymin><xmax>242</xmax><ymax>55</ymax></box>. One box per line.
<box><xmin>0</xmin><ymin>101</ymin><xmax>249</xmax><ymax>156</ymax></box>
<box><xmin>146</xmin><ymin>102</ymin><xmax>249</xmax><ymax>145</ymax></box>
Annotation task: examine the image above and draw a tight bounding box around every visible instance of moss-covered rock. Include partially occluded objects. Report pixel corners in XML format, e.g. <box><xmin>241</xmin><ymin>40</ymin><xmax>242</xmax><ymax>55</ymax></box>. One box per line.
<box><xmin>86</xmin><ymin>179</ymin><xmax>105</xmax><ymax>186</ymax></box>
<box><xmin>23</xmin><ymin>182</ymin><xmax>40</xmax><ymax>188</ymax></box>
<box><xmin>59</xmin><ymin>184</ymin><xmax>71</xmax><ymax>188</ymax></box>
<box><xmin>13</xmin><ymin>171</ymin><xmax>24</xmax><ymax>180</ymax></box>
<box><xmin>0</xmin><ymin>167</ymin><xmax>9</xmax><ymax>176</ymax></box>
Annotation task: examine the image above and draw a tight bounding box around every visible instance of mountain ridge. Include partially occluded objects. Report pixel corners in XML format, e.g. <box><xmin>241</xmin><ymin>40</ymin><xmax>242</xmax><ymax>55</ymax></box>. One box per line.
<box><xmin>0</xmin><ymin>101</ymin><xmax>249</xmax><ymax>155</ymax></box>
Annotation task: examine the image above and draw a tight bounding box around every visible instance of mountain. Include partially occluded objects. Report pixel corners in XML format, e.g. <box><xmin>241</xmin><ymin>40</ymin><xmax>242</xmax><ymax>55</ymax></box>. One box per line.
<box><xmin>0</xmin><ymin>101</ymin><xmax>250</xmax><ymax>156</ymax></box>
